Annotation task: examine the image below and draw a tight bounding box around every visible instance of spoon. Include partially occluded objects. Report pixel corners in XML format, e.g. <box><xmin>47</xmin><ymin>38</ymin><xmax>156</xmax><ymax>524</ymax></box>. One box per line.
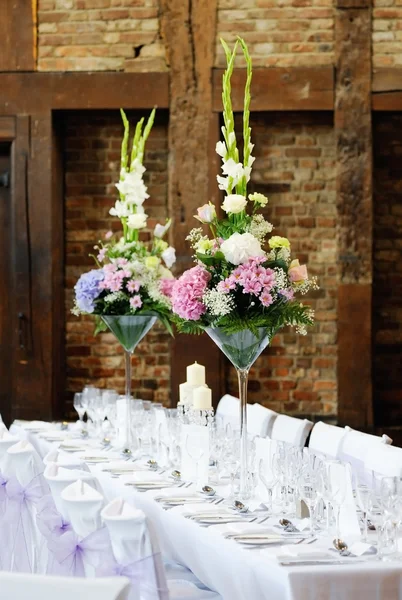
<box><xmin>201</xmin><ymin>485</ymin><xmax>216</xmax><ymax>497</ymax></box>
<box><xmin>333</xmin><ymin>538</ymin><xmax>352</xmax><ymax>556</ymax></box>
<box><xmin>232</xmin><ymin>500</ymin><xmax>249</xmax><ymax>513</ymax></box>
<box><xmin>171</xmin><ymin>470</ymin><xmax>181</xmax><ymax>481</ymax></box>
<box><xmin>279</xmin><ymin>518</ymin><xmax>299</xmax><ymax>532</ymax></box>
<box><xmin>147</xmin><ymin>459</ymin><xmax>159</xmax><ymax>470</ymax></box>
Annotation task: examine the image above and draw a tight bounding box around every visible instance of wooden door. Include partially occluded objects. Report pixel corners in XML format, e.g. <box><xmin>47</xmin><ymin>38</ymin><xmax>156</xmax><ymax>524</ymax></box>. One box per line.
<box><xmin>0</xmin><ymin>143</ymin><xmax>12</xmax><ymax>425</ymax></box>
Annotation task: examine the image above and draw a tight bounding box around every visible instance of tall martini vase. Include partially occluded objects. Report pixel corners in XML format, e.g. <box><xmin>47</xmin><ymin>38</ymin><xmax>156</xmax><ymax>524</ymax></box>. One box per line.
<box><xmin>101</xmin><ymin>315</ymin><xmax>157</xmax><ymax>455</ymax></box>
<box><xmin>206</xmin><ymin>326</ymin><xmax>272</xmax><ymax>499</ymax></box>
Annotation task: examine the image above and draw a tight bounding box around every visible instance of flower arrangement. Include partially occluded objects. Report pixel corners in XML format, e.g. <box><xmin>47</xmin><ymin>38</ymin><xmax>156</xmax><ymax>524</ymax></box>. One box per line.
<box><xmin>72</xmin><ymin>109</ymin><xmax>176</xmax><ymax>334</ymax></box>
<box><xmin>172</xmin><ymin>38</ymin><xmax>318</xmax><ymax>337</ymax></box>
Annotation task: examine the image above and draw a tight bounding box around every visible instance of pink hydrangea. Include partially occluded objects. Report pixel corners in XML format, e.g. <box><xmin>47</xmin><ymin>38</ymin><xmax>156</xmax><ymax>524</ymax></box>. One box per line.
<box><xmin>171</xmin><ymin>266</ymin><xmax>210</xmax><ymax>321</ymax></box>
<box><xmin>159</xmin><ymin>278</ymin><xmax>176</xmax><ymax>298</ymax></box>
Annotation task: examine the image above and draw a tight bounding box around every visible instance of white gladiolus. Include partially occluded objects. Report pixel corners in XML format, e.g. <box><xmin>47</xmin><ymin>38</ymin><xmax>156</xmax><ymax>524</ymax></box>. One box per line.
<box><xmin>109</xmin><ymin>200</ymin><xmax>131</xmax><ymax>218</ymax></box>
<box><xmin>222</xmin><ymin>158</ymin><xmax>244</xmax><ymax>183</ymax></box>
<box><xmin>221</xmin><ymin>232</ymin><xmax>265</xmax><ymax>265</ymax></box>
<box><xmin>228</xmin><ymin>132</ymin><xmax>236</xmax><ymax>147</ymax></box>
<box><xmin>222</xmin><ymin>194</ymin><xmax>247</xmax><ymax>214</ymax></box>
<box><xmin>216</xmin><ymin>141</ymin><xmax>227</xmax><ymax>158</ymax></box>
<box><xmin>127</xmin><ymin>213</ymin><xmax>148</xmax><ymax>229</ymax></box>
<box><xmin>154</xmin><ymin>219</ymin><xmax>171</xmax><ymax>238</ymax></box>
<box><xmin>162</xmin><ymin>246</ymin><xmax>176</xmax><ymax>268</ymax></box>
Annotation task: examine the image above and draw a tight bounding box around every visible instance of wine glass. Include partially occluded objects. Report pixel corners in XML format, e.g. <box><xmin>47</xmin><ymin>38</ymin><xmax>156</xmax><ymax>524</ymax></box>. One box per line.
<box><xmin>356</xmin><ymin>484</ymin><xmax>371</xmax><ymax>542</ymax></box>
<box><xmin>298</xmin><ymin>471</ymin><xmax>319</xmax><ymax>536</ymax></box>
<box><xmin>73</xmin><ymin>393</ymin><xmax>85</xmax><ymax>424</ymax></box>
<box><xmin>327</xmin><ymin>461</ymin><xmax>348</xmax><ymax>541</ymax></box>
<box><xmin>186</xmin><ymin>435</ymin><xmax>205</xmax><ymax>489</ymax></box>
<box><xmin>259</xmin><ymin>456</ymin><xmax>278</xmax><ymax>516</ymax></box>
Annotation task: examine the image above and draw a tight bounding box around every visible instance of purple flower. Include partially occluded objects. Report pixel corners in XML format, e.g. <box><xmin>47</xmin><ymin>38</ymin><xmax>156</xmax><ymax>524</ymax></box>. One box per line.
<box><xmin>74</xmin><ymin>269</ymin><xmax>104</xmax><ymax>313</ymax></box>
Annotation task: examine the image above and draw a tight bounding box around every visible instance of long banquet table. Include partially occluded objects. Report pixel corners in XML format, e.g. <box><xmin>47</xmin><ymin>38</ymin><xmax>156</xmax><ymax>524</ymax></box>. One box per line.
<box><xmin>12</xmin><ymin>424</ymin><xmax>402</xmax><ymax>600</ymax></box>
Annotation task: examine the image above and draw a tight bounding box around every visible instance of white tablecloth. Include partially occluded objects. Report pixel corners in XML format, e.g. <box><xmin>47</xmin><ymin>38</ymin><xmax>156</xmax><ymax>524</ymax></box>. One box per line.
<box><xmin>14</xmin><ymin>425</ymin><xmax>402</xmax><ymax>600</ymax></box>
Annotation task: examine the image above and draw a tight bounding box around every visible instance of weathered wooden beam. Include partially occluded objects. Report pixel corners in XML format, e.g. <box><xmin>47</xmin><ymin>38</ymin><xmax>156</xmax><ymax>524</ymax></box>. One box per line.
<box><xmin>160</xmin><ymin>0</ymin><xmax>225</xmax><ymax>406</ymax></box>
<box><xmin>0</xmin><ymin>117</ymin><xmax>15</xmax><ymax>140</ymax></box>
<box><xmin>0</xmin><ymin>0</ymin><xmax>35</xmax><ymax>71</ymax></box>
<box><xmin>372</xmin><ymin>67</ymin><xmax>402</xmax><ymax>110</ymax></box>
<box><xmin>0</xmin><ymin>72</ymin><xmax>169</xmax><ymax>114</ymax></box>
<box><xmin>212</xmin><ymin>67</ymin><xmax>334</xmax><ymax>112</ymax></box>
<box><xmin>335</xmin><ymin>2</ymin><xmax>373</xmax><ymax>428</ymax></box>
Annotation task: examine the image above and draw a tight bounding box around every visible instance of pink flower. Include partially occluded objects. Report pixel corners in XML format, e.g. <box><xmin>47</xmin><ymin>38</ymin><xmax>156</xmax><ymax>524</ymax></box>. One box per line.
<box><xmin>217</xmin><ymin>280</ymin><xmax>232</xmax><ymax>294</ymax></box>
<box><xmin>97</xmin><ymin>248</ymin><xmax>107</xmax><ymax>262</ymax></box>
<box><xmin>171</xmin><ymin>266</ymin><xmax>210</xmax><ymax>321</ymax></box>
<box><xmin>288</xmin><ymin>260</ymin><xmax>308</xmax><ymax>283</ymax></box>
<box><xmin>159</xmin><ymin>278</ymin><xmax>176</xmax><ymax>298</ymax></box>
<box><xmin>117</xmin><ymin>258</ymin><xmax>128</xmax><ymax>267</ymax></box>
<box><xmin>130</xmin><ymin>295</ymin><xmax>142</xmax><ymax>310</ymax></box>
<box><xmin>127</xmin><ymin>279</ymin><xmax>141</xmax><ymax>293</ymax></box>
<box><xmin>279</xmin><ymin>288</ymin><xmax>295</xmax><ymax>301</ymax></box>
<box><xmin>105</xmin><ymin>230</ymin><xmax>113</xmax><ymax>240</ymax></box>
<box><xmin>260</xmin><ymin>290</ymin><xmax>273</xmax><ymax>307</ymax></box>
<box><xmin>242</xmin><ymin>277</ymin><xmax>263</xmax><ymax>296</ymax></box>
<box><xmin>98</xmin><ymin>280</ymin><xmax>110</xmax><ymax>290</ymax></box>
<box><xmin>261</xmin><ymin>270</ymin><xmax>275</xmax><ymax>289</ymax></box>
<box><xmin>120</xmin><ymin>269</ymin><xmax>132</xmax><ymax>278</ymax></box>
<box><xmin>104</xmin><ymin>263</ymin><xmax>117</xmax><ymax>273</ymax></box>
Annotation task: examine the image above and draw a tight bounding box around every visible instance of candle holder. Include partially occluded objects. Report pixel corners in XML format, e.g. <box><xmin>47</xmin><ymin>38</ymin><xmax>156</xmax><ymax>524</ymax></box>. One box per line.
<box><xmin>188</xmin><ymin>407</ymin><xmax>215</xmax><ymax>428</ymax></box>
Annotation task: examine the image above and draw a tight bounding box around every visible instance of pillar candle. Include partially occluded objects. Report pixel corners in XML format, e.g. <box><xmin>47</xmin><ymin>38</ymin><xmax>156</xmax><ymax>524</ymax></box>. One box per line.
<box><xmin>186</xmin><ymin>362</ymin><xmax>206</xmax><ymax>386</ymax></box>
<box><xmin>179</xmin><ymin>382</ymin><xmax>193</xmax><ymax>405</ymax></box>
<box><xmin>193</xmin><ymin>386</ymin><xmax>212</xmax><ymax>410</ymax></box>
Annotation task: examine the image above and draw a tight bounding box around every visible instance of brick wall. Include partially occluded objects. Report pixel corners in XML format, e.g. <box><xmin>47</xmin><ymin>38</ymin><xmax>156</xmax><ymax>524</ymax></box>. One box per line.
<box><xmin>215</xmin><ymin>0</ymin><xmax>334</xmax><ymax>68</ymax></box>
<box><xmin>373</xmin><ymin>0</ymin><xmax>402</xmax><ymax>68</ymax></box>
<box><xmin>373</xmin><ymin>113</ymin><xmax>402</xmax><ymax>427</ymax></box>
<box><xmin>226</xmin><ymin>112</ymin><xmax>337</xmax><ymax>418</ymax></box>
<box><xmin>64</xmin><ymin>110</ymin><xmax>170</xmax><ymax>414</ymax></box>
<box><xmin>37</xmin><ymin>0</ymin><xmax>166</xmax><ymax>72</ymax></box>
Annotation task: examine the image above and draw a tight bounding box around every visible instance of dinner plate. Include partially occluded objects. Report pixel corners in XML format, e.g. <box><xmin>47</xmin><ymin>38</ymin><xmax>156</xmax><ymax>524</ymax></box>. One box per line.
<box><xmin>194</xmin><ymin>517</ymin><xmax>254</xmax><ymax>525</ymax></box>
<box><xmin>125</xmin><ymin>482</ymin><xmax>173</xmax><ymax>489</ymax></box>
<box><xmin>155</xmin><ymin>496</ymin><xmax>208</xmax><ymax>504</ymax></box>
<box><xmin>82</xmin><ymin>456</ymin><xmax>111</xmax><ymax>463</ymax></box>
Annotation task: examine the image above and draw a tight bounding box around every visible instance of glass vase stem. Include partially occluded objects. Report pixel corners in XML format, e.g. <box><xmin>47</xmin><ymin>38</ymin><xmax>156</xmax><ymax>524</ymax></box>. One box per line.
<box><xmin>237</xmin><ymin>367</ymin><xmax>249</xmax><ymax>498</ymax></box>
<box><xmin>124</xmin><ymin>349</ymin><xmax>132</xmax><ymax>451</ymax></box>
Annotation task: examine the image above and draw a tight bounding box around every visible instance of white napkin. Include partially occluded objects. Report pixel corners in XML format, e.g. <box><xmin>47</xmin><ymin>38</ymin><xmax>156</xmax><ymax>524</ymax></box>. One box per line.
<box><xmin>61</xmin><ymin>480</ymin><xmax>104</xmax><ymax>539</ymax></box>
<box><xmin>44</xmin><ymin>449</ymin><xmax>89</xmax><ymax>471</ymax></box>
<box><xmin>45</xmin><ymin>465</ymin><xmax>101</xmax><ymax>521</ymax></box>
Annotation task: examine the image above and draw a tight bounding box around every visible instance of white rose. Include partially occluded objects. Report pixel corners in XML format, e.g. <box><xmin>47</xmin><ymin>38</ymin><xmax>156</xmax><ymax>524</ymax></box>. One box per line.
<box><xmin>127</xmin><ymin>213</ymin><xmax>148</xmax><ymax>229</ymax></box>
<box><xmin>161</xmin><ymin>246</ymin><xmax>176</xmax><ymax>268</ymax></box>
<box><xmin>221</xmin><ymin>232</ymin><xmax>265</xmax><ymax>265</ymax></box>
<box><xmin>222</xmin><ymin>194</ymin><xmax>247</xmax><ymax>215</ymax></box>
<box><xmin>154</xmin><ymin>219</ymin><xmax>171</xmax><ymax>238</ymax></box>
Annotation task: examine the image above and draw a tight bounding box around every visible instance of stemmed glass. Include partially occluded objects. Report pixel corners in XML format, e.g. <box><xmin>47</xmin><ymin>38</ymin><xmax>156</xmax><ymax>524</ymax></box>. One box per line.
<box><xmin>327</xmin><ymin>461</ymin><xmax>348</xmax><ymax>541</ymax></box>
<box><xmin>298</xmin><ymin>471</ymin><xmax>319</xmax><ymax>536</ymax></box>
<box><xmin>73</xmin><ymin>393</ymin><xmax>86</xmax><ymax>426</ymax></box>
<box><xmin>186</xmin><ymin>435</ymin><xmax>205</xmax><ymax>489</ymax></box>
<box><xmin>259</xmin><ymin>456</ymin><xmax>278</xmax><ymax>516</ymax></box>
<box><xmin>356</xmin><ymin>484</ymin><xmax>371</xmax><ymax>542</ymax></box>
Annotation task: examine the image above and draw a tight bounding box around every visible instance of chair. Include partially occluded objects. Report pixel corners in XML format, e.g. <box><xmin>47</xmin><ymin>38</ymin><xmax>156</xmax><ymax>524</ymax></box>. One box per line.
<box><xmin>270</xmin><ymin>414</ymin><xmax>313</xmax><ymax>447</ymax></box>
<box><xmin>43</xmin><ymin>449</ymin><xmax>90</xmax><ymax>471</ymax></box>
<box><xmin>247</xmin><ymin>404</ymin><xmax>277</xmax><ymax>438</ymax></box>
<box><xmin>308</xmin><ymin>421</ymin><xmax>346</xmax><ymax>458</ymax></box>
<box><xmin>60</xmin><ymin>480</ymin><xmax>109</xmax><ymax>577</ymax></box>
<box><xmin>3</xmin><ymin>440</ymin><xmax>49</xmax><ymax>573</ymax></box>
<box><xmin>364</xmin><ymin>444</ymin><xmax>402</xmax><ymax>484</ymax></box>
<box><xmin>0</xmin><ymin>572</ymin><xmax>130</xmax><ymax>600</ymax></box>
<box><xmin>339</xmin><ymin>428</ymin><xmax>393</xmax><ymax>484</ymax></box>
<box><xmin>216</xmin><ymin>394</ymin><xmax>239</xmax><ymax>429</ymax></box>
<box><xmin>102</xmin><ymin>497</ymin><xmax>222</xmax><ymax>600</ymax></box>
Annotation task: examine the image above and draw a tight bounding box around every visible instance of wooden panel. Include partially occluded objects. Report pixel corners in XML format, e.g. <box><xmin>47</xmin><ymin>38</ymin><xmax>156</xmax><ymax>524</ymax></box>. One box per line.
<box><xmin>212</xmin><ymin>67</ymin><xmax>334</xmax><ymax>112</ymax></box>
<box><xmin>372</xmin><ymin>92</ymin><xmax>402</xmax><ymax>111</ymax></box>
<box><xmin>338</xmin><ymin>285</ymin><xmax>373</xmax><ymax>428</ymax></box>
<box><xmin>0</xmin><ymin>117</ymin><xmax>15</xmax><ymax>140</ymax></box>
<box><xmin>0</xmin><ymin>73</ymin><xmax>169</xmax><ymax>114</ymax></box>
<box><xmin>337</xmin><ymin>0</ymin><xmax>370</xmax><ymax>7</ymax></box>
<box><xmin>372</xmin><ymin>67</ymin><xmax>402</xmax><ymax>92</ymax></box>
<box><xmin>335</xmin><ymin>5</ymin><xmax>373</xmax><ymax>428</ymax></box>
<box><xmin>0</xmin><ymin>0</ymin><xmax>35</xmax><ymax>71</ymax></box>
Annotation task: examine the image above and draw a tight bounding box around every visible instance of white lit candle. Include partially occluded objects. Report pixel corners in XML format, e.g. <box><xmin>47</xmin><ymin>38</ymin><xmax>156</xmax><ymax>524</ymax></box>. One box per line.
<box><xmin>186</xmin><ymin>362</ymin><xmax>206</xmax><ymax>386</ymax></box>
<box><xmin>193</xmin><ymin>386</ymin><xmax>212</xmax><ymax>410</ymax></box>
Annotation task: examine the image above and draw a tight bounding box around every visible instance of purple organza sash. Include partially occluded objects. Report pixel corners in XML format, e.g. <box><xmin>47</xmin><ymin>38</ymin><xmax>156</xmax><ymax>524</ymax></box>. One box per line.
<box><xmin>3</xmin><ymin>473</ymin><xmax>48</xmax><ymax>572</ymax></box>
<box><xmin>36</xmin><ymin>494</ymin><xmax>71</xmax><ymax>541</ymax></box>
<box><xmin>47</xmin><ymin>526</ymin><xmax>113</xmax><ymax>577</ymax></box>
<box><xmin>97</xmin><ymin>553</ymin><xmax>169</xmax><ymax>600</ymax></box>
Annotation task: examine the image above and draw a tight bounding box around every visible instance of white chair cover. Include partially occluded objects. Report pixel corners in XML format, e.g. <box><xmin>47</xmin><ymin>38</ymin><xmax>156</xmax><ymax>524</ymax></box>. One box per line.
<box><xmin>364</xmin><ymin>444</ymin><xmax>402</xmax><ymax>483</ymax></box>
<box><xmin>0</xmin><ymin>431</ymin><xmax>20</xmax><ymax>468</ymax></box>
<box><xmin>215</xmin><ymin>395</ymin><xmax>239</xmax><ymax>429</ymax></box>
<box><xmin>3</xmin><ymin>441</ymin><xmax>48</xmax><ymax>573</ymax></box>
<box><xmin>0</xmin><ymin>572</ymin><xmax>131</xmax><ymax>600</ymax></box>
<box><xmin>308</xmin><ymin>421</ymin><xmax>346</xmax><ymax>458</ymax></box>
<box><xmin>247</xmin><ymin>404</ymin><xmax>277</xmax><ymax>438</ymax></box>
<box><xmin>338</xmin><ymin>429</ymin><xmax>393</xmax><ymax>484</ymax></box>
<box><xmin>44</xmin><ymin>463</ymin><xmax>100</xmax><ymax>521</ymax></box>
<box><xmin>270</xmin><ymin>415</ymin><xmax>313</xmax><ymax>447</ymax></box>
